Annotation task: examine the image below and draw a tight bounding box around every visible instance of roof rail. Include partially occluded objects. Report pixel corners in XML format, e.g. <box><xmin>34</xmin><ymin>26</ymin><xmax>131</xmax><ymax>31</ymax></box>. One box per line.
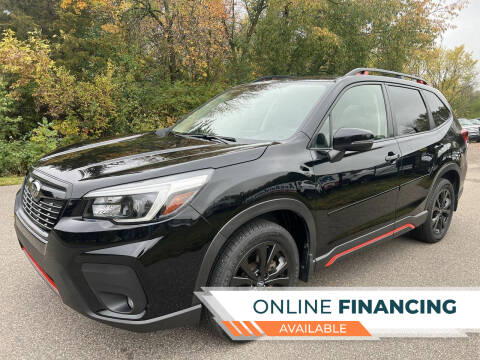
<box><xmin>345</xmin><ymin>68</ymin><xmax>428</xmax><ymax>85</ymax></box>
<box><xmin>253</xmin><ymin>75</ymin><xmax>293</xmax><ymax>82</ymax></box>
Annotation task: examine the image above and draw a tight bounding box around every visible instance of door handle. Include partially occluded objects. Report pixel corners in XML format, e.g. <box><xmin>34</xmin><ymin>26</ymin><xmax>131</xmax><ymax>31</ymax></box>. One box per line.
<box><xmin>385</xmin><ymin>152</ymin><xmax>400</xmax><ymax>163</ymax></box>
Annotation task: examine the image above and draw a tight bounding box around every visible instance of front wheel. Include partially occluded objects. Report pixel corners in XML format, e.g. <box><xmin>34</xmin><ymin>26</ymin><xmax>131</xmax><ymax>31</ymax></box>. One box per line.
<box><xmin>413</xmin><ymin>178</ymin><xmax>455</xmax><ymax>243</ymax></box>
<box><xmin>204</xmin><ymin>219</ymin><xmax>299</xmax><ymax>336</ymax></box>
<box><xmin>209</xmin><ymin>219</ymin><xmax>299</xmax><ymax>287</ymax></box>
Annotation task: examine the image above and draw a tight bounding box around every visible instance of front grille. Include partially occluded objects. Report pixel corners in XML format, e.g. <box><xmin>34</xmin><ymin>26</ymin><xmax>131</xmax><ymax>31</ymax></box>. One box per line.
<box><xmin>22</xmin><ymin>183</ymin><xmax>66</xmax><ymax>232</ymax></box>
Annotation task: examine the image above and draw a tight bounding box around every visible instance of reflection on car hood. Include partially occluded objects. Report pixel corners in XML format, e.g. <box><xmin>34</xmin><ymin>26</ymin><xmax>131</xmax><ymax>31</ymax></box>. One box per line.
<box><xmin>34</xmin><ymin>131</ymin><xmax>270</xmax><ymax>183</ymax></box>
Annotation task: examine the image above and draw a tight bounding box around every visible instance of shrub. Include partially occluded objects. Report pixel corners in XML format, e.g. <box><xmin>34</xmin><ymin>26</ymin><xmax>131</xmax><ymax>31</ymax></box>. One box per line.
<box><xmin>0</xmin><ymin>119</ymin><xmax>58</xmax><ymax>176</ymax></box>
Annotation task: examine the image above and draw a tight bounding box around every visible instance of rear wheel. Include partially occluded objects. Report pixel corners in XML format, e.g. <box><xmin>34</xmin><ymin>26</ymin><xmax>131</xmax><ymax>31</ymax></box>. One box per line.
<box><xmin>204</xmin><ymin>219</ymin><xmax>299</xmax><ymax>336</ymax></box>
<box><xmin>413</xmin><ymin>178</ymin><xmax>454</xmax><ymax>243</ymax></box>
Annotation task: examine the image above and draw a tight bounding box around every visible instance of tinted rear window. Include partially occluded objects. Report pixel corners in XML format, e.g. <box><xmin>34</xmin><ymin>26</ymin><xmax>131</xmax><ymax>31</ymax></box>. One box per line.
<box><xmin>389</xmin><ymin>86</ymin><xmax>430</xmax><ymax>135</ymax></box>
<box><xmin>424</xmin><ymin>91</ymin><xmax>451</xmax><ymax>127</ymax></box>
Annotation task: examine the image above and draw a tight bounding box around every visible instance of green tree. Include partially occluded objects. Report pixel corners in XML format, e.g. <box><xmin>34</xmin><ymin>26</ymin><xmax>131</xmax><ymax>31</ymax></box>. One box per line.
<box><xmin>250</xmin><ymin>0</ymin><xmax>338</xmax><ymax>76</ymax></box>
<box><xmin>0</xmin><ymin>78</ymin><xmax>22</xmax><ymax>139</ymax></box>
<box><xmin>406</xmin><ymin>45</ymin><xmax>478</xmax><ymax>117</ymax></box>
<box><xmin>0</xmin><ymin>0</ymin><xmax>60</xmax><ymax>39</ymax></box>
<box><xmin>469</xmin><ymin>92</ymin><xmax>480</xmax><ymax>118</ymax></box>
<box><xmin>248</xmin><ymin>0</ymin><xmax>468</xmax><ymax>77</ymax></box>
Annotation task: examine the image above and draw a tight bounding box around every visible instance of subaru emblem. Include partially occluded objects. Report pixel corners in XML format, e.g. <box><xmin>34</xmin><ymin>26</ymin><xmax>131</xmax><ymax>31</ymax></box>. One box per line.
<box><xmin>30</xmin><ymin>180</ymin><xmax>42</xmax><ymax>199</ymax></box>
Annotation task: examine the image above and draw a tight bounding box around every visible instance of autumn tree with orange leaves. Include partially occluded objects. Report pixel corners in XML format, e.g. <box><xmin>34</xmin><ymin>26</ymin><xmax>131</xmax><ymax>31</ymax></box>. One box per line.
<box><xmin>0</xmin><ymin>0</ymin><xmax>474</xmax><ymax>176</ymax></box>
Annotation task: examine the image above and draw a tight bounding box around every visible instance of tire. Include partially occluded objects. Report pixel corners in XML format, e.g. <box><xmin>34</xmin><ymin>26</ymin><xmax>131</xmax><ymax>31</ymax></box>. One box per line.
<box><xmin>413</xmin><ymin>178</ymin><xmax>455</xmax><ymax>243</ymax></box>
<box><xmin>204</xmin><ymin>219</ymin><xmax>299</xmax><ymax>336</ymax></box>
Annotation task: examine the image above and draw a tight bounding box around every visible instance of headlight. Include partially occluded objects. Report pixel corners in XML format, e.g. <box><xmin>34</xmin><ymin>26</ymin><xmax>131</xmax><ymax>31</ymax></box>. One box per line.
<box><xmin>83</xmin><ymin>169</ymin><xmax>213</xmax><ymax>223</ymax></box>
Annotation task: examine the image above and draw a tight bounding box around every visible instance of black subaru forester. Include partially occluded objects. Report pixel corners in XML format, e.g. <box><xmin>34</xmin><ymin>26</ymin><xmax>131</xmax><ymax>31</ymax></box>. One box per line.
<box><xmin>14</xmin><ymin>68</ymin><xmax>467</xmax><ymax>332</ymax></box>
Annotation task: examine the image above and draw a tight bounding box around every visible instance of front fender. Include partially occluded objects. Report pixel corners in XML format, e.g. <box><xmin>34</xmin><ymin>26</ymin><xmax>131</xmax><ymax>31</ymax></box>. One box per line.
<box><xmin>192</xmin><ymin>197</ymin><xmax>317</xmax><ymax>304</ymax></box>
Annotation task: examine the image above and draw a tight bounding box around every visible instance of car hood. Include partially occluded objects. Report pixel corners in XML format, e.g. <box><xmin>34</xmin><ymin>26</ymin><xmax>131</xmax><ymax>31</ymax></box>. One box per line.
<box><xmin>33</xmin><ymin>131</ymin><xmax>269</xmax><ymax>194</ymax></box>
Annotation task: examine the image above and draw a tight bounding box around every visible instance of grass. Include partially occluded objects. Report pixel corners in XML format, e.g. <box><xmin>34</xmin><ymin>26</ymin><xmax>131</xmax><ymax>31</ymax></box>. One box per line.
<box><xmin>0</xmin><ymin>176</ymin><xmax>23</xmax><ymax>186</ymax></box>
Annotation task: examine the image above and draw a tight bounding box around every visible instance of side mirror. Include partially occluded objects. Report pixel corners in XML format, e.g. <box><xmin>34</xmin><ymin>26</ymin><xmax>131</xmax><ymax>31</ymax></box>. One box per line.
<box><xmin>333</xmin><ymin>128</ymin><xmax>374</xmax><ymax>152</ymax></box>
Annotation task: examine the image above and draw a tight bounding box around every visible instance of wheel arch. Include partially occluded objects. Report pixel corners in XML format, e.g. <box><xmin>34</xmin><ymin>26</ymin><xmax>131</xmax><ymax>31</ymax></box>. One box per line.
<box><xmin>192</xmin><ymin>198</ymin><xmax>316</xmax><ymax>302</ymax></box>
<box><xmin>430</xmin><ymin>162</ymin><xmax>461</xmax><ymax>211</ymax></box>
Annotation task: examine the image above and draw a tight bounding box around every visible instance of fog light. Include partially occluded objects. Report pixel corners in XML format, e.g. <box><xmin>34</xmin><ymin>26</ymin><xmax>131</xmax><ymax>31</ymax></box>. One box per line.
<box><xmin>127</xmin><ymin>296</ymin><xmax>134</xmax><ymax>310</ymax></box>
<box><xmin>82</xmin><ymin>263</ymin><xmax>146</xmax><ymax>315</ymax></box>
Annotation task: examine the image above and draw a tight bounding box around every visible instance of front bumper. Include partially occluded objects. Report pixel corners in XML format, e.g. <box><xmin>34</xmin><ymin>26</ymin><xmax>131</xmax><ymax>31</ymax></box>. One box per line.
<box><xmin>14</xmin><ymin>187</ymin><xmax>213</xmax><ymax>332</ymax></box>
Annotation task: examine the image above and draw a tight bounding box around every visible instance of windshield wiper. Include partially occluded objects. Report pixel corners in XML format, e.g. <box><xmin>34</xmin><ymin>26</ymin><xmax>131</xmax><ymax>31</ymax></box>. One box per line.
<box><xmin>173</xmin><ymin>132</ymin><xmax>236</xmax><ymax>144</ymax></box>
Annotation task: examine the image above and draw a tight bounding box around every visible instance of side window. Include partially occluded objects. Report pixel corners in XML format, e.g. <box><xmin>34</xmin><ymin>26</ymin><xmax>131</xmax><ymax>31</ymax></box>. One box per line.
<box><xmin>424</xmin><ymin>91</ymin><xmax>451</xmax><ymax>127</ymax></box>
<box><xmin>331</xmin><ymin>85</ymin><xmax>388</xmax><ymax>140</ymax></box>
<box><xmin>388</xmin><ymin>86</ymin><xmax>430</xmax><ymax>135</ymax></box>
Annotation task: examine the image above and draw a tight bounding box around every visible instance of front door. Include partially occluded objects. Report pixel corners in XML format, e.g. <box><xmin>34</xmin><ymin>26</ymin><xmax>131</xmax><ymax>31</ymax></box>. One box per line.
<box><xmin>308</xmin><ymin>83</ymin><xmax>402</xmax><ymax>255</ymax></box>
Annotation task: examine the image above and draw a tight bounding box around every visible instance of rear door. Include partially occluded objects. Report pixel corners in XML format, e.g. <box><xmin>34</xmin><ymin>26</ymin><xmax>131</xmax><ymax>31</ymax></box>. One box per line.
<box><xmin>309</xmin><ymin>83</ymin><xmax>402</xmax><ymax>254</ymax></box>
<box><xmin>386</xmin><ymin>85</ymin><xmax>435</xmax><ymax>221</ymax></box>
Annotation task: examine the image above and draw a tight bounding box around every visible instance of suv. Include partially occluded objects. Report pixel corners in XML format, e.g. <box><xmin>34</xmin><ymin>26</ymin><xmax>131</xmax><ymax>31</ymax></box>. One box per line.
<box><xmin>14</xmin><ymin>68</ymin><xmax>467</xmax><ymax>332</ymax></box>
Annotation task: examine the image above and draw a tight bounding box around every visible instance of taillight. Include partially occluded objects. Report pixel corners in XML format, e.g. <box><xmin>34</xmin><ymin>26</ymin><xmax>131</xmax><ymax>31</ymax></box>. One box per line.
<box><xmin>461</xmin><ymin>129</ymin><xmax>469</xmax><ymax>143</ymax></box>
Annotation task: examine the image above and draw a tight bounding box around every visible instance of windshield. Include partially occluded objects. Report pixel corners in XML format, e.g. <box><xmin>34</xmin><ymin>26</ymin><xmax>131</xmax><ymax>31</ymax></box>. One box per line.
<box><xmin>173</xmin><ymin>81</ymin><xmax>332</xmax><ymax>141</ymax></box>
<box><xmin>459</xmin><ymin>119</ymin><xmax>473</xmax><ymax>126</ymax></box>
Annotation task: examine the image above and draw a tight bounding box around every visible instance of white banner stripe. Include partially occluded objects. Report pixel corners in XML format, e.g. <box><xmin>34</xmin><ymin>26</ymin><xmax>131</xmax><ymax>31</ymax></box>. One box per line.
<box><xmin>196</xmin><ymin>287</ymin><xmax>480</xmax><ymax>340</ymax></box>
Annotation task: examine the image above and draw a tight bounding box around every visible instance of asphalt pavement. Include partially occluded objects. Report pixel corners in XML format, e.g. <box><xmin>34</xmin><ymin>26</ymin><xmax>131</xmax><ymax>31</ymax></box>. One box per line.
<box><xmin>1</xmin><ymin>144</ymin><xmax>479</xmax><ymax>360</ymax></box>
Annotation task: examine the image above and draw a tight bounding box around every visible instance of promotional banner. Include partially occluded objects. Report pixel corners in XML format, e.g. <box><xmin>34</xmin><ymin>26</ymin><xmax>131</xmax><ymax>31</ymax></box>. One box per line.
<box><xmin>196</xmin><ymin>288</ymin><xmax>480</xmax><ymax>340</ymax></box>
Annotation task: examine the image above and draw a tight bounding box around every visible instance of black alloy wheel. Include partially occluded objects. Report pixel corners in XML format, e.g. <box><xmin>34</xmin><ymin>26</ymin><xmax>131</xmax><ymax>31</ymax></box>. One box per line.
<box><xmin>205</xmin><ymin>219</ymin><xmax>299</xmax><ymax>336</ymax></box>
<box><xmin>413</xmin><ymin>178</ymin><xmax>455</xmax><ymax>243</ymax></box>
<box><xmin>230</xmin><ymin>241</ymin><xmax>291</xmax><ymax>287</ymax></box>
<box><xmin>431</xmin><ymin>188</ymin><xmax>453</xmax><ymax>236</ymax></box>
